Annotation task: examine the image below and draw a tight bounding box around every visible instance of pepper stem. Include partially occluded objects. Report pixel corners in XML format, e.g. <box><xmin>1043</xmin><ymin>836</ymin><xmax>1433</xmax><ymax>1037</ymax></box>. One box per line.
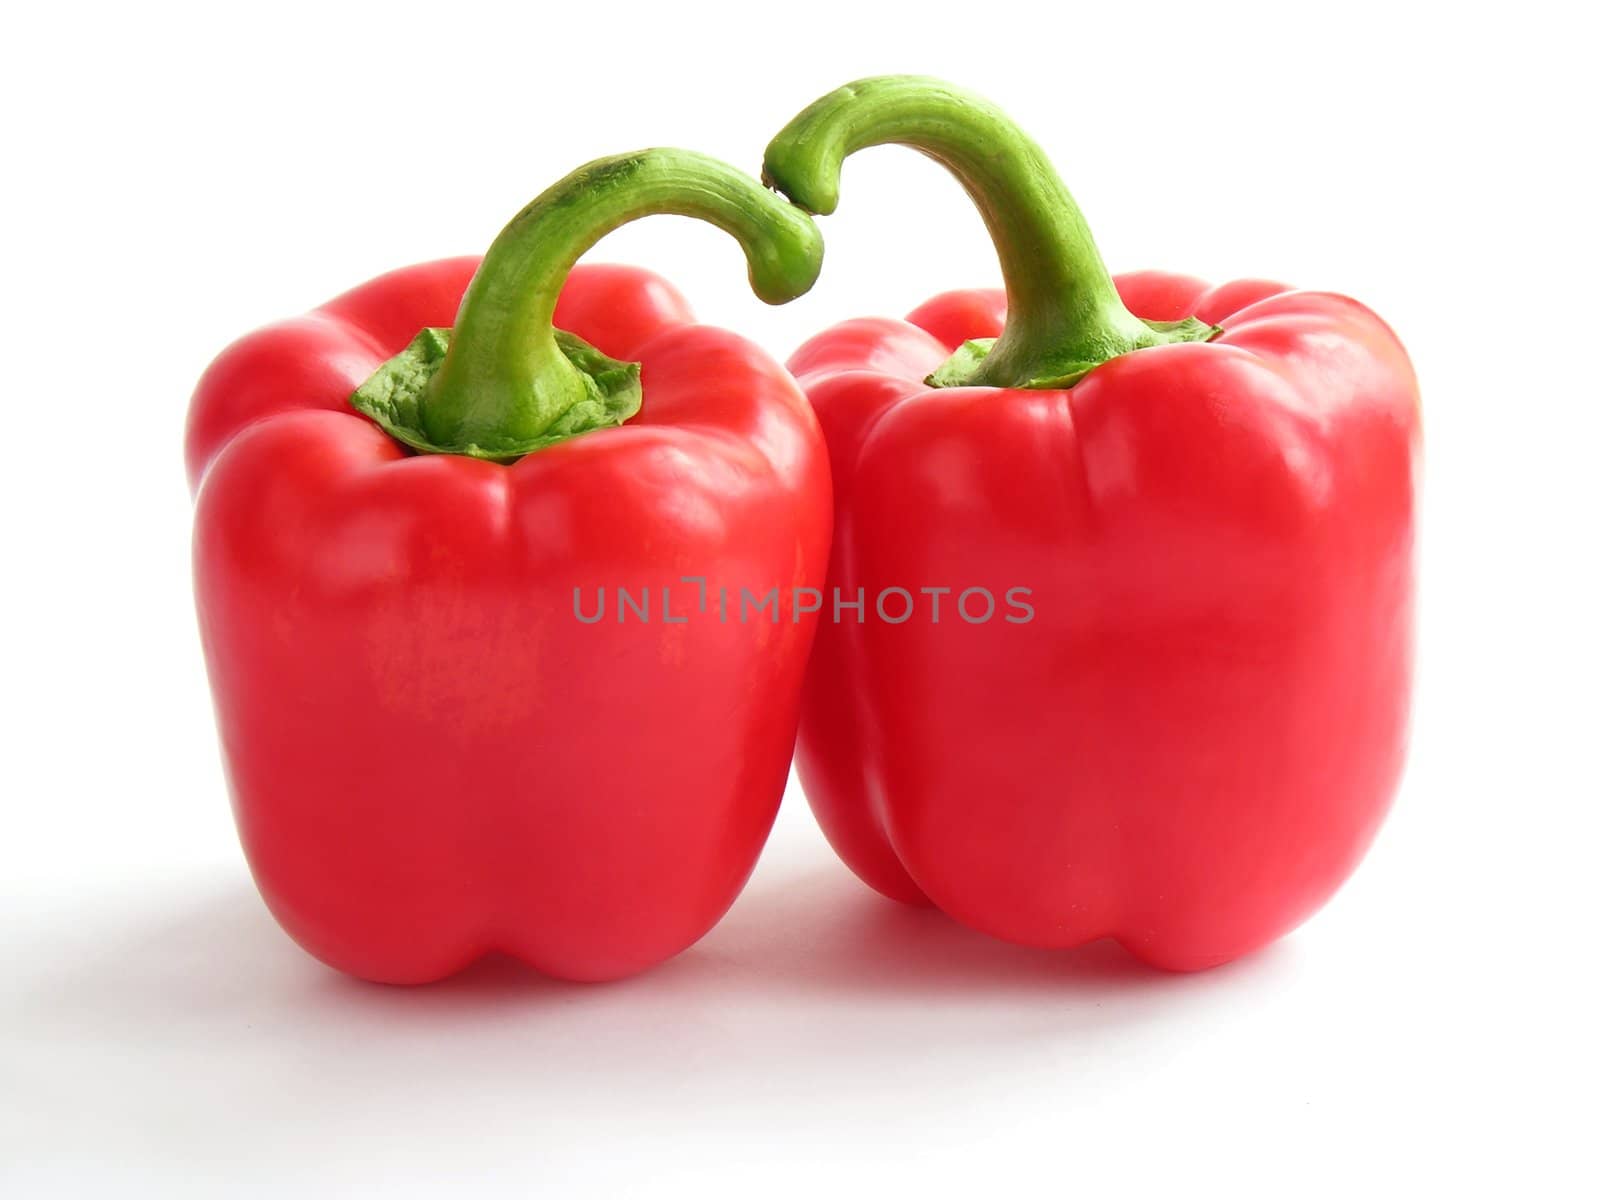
<box><xmin>352</xmin><ymin>150</ymin><xmax>823</xmax><ymax>460</ymax></box>
<box><xmin>762</xmin><ymin>77</ymin><xmax>1216</xmax><ymax>389</ymax></box>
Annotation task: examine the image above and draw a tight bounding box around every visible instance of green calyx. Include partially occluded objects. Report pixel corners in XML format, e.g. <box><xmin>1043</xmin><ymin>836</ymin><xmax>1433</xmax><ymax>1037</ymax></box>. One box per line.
<box><xmin>925</xmin><ymin>318</ymin><xmax>1218</xmax><ymax>391</ymax></box>
<box><xmin>762</xmin><ymin>76</ymin><xmax>1219</xmax><ymax>391</ymax></box>
<box><xmin>352</xmin><ymin>327</ymin><xmax>640</xmax><ymax>460</ymax></box>
<box><xmin>351</xmin><ymin>150</ymin><xmax>824</xmax><ymax>462</ymax></box>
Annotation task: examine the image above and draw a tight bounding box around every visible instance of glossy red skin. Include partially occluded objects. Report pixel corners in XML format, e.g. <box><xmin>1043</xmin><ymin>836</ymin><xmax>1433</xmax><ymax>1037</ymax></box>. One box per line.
<box><xmin>189</xmin><ymin>259</ymin><xmax>831</xmax><ymax>984</ymax></box>
<box><xmin>790</xmin><ymin>273</ymin><xmax>1419</xmax><ymax>971</ymax></box>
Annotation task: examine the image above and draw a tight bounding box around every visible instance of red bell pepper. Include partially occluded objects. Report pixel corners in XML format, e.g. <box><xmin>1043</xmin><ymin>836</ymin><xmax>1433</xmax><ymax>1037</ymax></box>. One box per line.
<box><xmin>188</xmin><ymin>151</ymin><xmax>831</xmax><ymax>984</ymax></box>
<box><xmin>764</xmin><ymin>78</ymin><xmax>1421</xmax><ymax>970</ymax></box>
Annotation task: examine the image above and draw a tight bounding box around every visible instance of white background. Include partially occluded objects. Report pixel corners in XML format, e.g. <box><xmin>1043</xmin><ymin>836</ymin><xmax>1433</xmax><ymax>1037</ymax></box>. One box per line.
<box><xmin>3</xmin><ymin>1</ymin><xmax>1597</xmax><ymax>1194</ymax></box>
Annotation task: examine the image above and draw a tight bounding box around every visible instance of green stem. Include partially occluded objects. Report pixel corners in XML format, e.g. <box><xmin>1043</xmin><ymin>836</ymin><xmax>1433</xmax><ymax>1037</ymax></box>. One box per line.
<box><xmin>762</xmin><ymin>77</ymin><xmax>1216</xmax><ymax>389</ymax></box>
<box><xmin>352</xmin><ymin>150</ymin><xmax>823</xmax><ymax>460</ymax></box>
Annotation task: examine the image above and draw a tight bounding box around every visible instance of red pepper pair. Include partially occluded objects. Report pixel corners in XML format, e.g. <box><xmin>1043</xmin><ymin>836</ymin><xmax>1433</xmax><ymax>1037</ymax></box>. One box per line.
<box><xmin>190</xmin><ymin>79</ymin><xmax>1418</xmax><ymax>983</ymax></box>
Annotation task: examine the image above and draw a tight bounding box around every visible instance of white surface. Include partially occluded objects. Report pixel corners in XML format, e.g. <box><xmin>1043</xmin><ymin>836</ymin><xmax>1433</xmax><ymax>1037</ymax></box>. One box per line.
<box><xmin>3</xmin><ymin>1</ymin><xmax>1597</xmax><ymax>1194</ymax></box>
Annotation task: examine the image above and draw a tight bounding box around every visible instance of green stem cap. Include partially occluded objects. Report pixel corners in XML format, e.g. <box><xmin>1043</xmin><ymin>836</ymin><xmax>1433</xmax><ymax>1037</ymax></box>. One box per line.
<box><xmin>352</xmin><ymin>150</ymin><xmax>824</xmax><ymax>461</ymax></box>
<box><xmin>762</xmin><ymin>76</ymin><xmax>1218</xmax><ymax>389</ymax></box>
